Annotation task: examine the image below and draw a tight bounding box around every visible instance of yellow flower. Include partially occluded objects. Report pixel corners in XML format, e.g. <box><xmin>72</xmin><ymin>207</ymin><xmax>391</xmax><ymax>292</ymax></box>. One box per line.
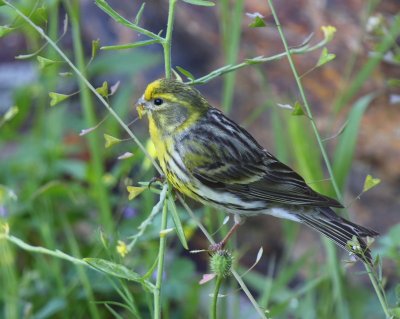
<box><xmin>321</xmin><ymin>25</ymin><xmax>336</xmax><ymax>42</ymax></box>
<box><xmin>116</xmin><ymin>240</ymin><xmax>128</xmax><ymax>257</ymax></box>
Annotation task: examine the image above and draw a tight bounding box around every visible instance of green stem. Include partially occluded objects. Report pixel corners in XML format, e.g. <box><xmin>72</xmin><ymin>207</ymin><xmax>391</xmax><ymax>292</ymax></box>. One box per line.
<box><xmin>163</xmin><ymin>0</ymin><xmax>177</xmax><ymax>78</ymax></box>
<box><xmin>231</xmin><ymin>269</ymin><xmax>267</xmax><ymax>319</ymax></box>
<box><xmin>211</xmin><ymin>276</ymin><xmax>223</xmax><ymax>319</ymax></box>
<box><xmin>267</xmin><ymin>1</ymin><xmax>349</xmax><ymax>318</ymax></box>
<box><xmin>268</xmin><ymin>0</ymin><xmax>342</xmax><ymax>201</ymax></box>
<box><xmin>94</xmin><ymin>0</ymin><xmax>163</xmax><ymax>42</ymax></box>
<box><xmin>154</xmin><ymin>187</ymin><xmax>169</xmax><ymax>319</ymax></box>
<box><xmin>365</xmin><ymin>264</ymin><xmax>391</xmax><ymax>318</ymax></box>
<box><xmin>4</xmin><ymin>0</ymin><xmax>161</xmax><ymax>174</ymax></box>
<box><xmin>65</xmin><ymin>0</ymin><xmax>113</xmax><ymax>231</ymax></box>
<box><xmin>59</xmin><ymin>212</ymin><xmax>101</xmax><ymax>319</ymax></box>
<box><xmin>191</xmin><ymin>38</ymin><xmax>328</xmax><ymax>85</ymax></box>
<box><xmin>220</xmin><ymin>0</ymin><xmax>244</xmax><ymax>113</ymax></box>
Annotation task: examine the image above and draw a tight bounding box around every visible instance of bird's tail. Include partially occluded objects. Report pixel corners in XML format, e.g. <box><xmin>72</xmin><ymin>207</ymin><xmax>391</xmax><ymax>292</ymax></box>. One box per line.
<box><xmin>297</xmin><ymin>207</ymin><xmax>379</xmax><ymax>264</ymax></box>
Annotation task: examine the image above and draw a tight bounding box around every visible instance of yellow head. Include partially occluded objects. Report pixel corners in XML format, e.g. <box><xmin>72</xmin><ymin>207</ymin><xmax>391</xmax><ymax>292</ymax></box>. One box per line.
<box><xmin>136</xmin><ymin>79</ymin><xmax>209</xmax><ymax>135</ymax></box>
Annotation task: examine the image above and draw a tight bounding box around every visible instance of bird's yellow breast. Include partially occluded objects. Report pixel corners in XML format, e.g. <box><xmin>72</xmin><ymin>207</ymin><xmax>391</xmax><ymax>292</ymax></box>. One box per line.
<box><xmin>148</xmin><ymin>114</ymin><xmax>168</xmax><ymax>172</ymax></box>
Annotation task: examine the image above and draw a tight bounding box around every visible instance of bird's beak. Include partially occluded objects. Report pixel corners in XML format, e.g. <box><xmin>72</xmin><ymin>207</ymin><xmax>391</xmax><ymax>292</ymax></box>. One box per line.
<box><xmin>136</xmin><ymin>96</ymin><xmax>147</xmax><ymax>119</ymax></box>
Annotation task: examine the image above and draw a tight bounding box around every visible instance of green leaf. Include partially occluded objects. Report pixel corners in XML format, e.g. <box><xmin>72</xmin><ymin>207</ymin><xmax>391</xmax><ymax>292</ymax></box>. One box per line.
<box><xmin>2</xmin><ymin>106</ymin><xmax>19</xmax><ymax>122</ymax></box>
<box><xmin>316</xmin><ymin>47</ymin><xmax>336</xmax><ymax>67</ymax></box>
<box><xmin>134</xmin><ymin>3</ymin><xmax>146</xmax><ymax>24</ymax></box>
<box><xmin>91</xmin><ymin>39</ymin><xmax>100</xmax><ymax>60</ymax></box>
<box><xmin>363</xmin><ymin>174</ymin><xmax>381</xmax><ymax>193</ymax></box>
<box><xmin>168</xmin><ymin>195</ymin><xmax>188</xmax><ymax>249</ymax></box>
<box><xmin>181</xmin><ymin>0</ymin><xmax>215</xmax><ymax>6</ymax></box>
<box><xmin>37</xmin><ymin>56</ymin><xmax>61</xmax><ymax>69</ymax></box>
<box><xmin>291</xmin><ymin>101</ymin><xmax>305</xmax><ymax>116</ymax></box>
<box><xmin>0</xmin><ymin>25</ymin><xmax>14</xmax><ymax>37</ymax></box>
<box><xmin>96</xmin><ymin>81</ymin><xmax>109</xmax><ymax>97</ymax></box>
<box><xmin>176</xmin><ymin>66</ymin><xmax>195</xmax><ymax>80</ymax></box>
<box><xmin>49</xmin><ymin>92</ymin><xmax>69</xmax><ymax>106</ymax></box>
<box><xmin>101</xmin><ymin>39</ymin><xmax>159</xmax><ymax>51</ymax></box>
<box><xmin>84</xmin><ymin>258</ymin><xmax>142</xmax><ymax>282</ymax></box>
<box><xmin>249</xmin><ymin>16</ymin><xmax>266</xmax><ymax>28</ymax></box>
<box><xmin>333</xmin><ymin>94</ymin><xmax>375</xmax><ymax>189</ymax></box>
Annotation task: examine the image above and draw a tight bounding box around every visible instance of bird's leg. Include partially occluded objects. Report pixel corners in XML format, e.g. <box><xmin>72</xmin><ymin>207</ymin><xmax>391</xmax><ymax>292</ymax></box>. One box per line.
<box><xmin>148</xmin><ymin>174</ymin><xmax>165</xmax><ymax>189</ymax></box>
<box><xmin>209</xmin><ymin>215</ymin><xmax>244</xmax><ymax>251</ymax></box>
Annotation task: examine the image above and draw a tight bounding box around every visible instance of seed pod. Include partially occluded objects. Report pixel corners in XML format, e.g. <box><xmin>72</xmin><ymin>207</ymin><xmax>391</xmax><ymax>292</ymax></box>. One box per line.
<box><xmin>210</xmin><ymin>250</ymin><xmax>233</xmax><ymax>278</ymax></box>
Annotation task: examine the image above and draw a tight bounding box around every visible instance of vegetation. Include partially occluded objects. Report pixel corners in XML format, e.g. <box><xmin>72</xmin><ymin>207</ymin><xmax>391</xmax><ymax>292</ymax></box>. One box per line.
<box><xmin>1</xmin><ymin>0</ymin><xmax>399</xmax><ymax>318</ymax></box>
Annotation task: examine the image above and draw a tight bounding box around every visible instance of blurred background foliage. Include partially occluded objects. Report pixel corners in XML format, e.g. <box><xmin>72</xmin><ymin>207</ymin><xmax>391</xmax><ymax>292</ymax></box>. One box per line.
<box><xmin>0</xmin><ymin>0</ymin><xmax>399</xmax><ymax>318</ymax></box>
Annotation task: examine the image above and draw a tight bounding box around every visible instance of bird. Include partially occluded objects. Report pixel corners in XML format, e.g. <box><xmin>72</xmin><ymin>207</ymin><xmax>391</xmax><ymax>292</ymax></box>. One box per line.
<box><xmin>136</xmin><ymin>78</ymin><xmax>378</xmax><ymax>264</ymax></box>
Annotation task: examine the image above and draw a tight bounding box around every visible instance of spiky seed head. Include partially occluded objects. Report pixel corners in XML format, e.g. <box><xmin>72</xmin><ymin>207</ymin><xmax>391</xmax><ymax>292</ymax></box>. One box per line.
<box><xmin>210</xmin><ymin>250</ymin><xmax>233</xmax><ymax>278</ymax></box>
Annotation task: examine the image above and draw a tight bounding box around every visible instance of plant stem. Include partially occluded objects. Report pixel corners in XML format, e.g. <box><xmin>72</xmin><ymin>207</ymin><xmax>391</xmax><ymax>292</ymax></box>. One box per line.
<box><xmin>163</xmin><ymin>0</ymin><xmax>177</xmax><ymax>78</ymax></box>
<box><xmin>220</xmin><ymin>0</ymin><xmax>244</xmax><ymax>113</ymax></box>
<box><xmin>267</xmin><ymin>1</ymin><xmax>350</xmax><ymax>318</ymax></box>
<box><xmin>4</xmin><ymin>1</ymin><xmax>162</xmax><ymax>174</ymax></box>
<box><xmin>365</xmin><ymin>264</ymin><xmax>391</xmax><ymax>318</ymax></box>
<box><xmin>267</xmin><ymin>0</ymin><xmax>342</xmax><ymax>201</ymax></box>
<box><xmin>65</xmin><ymin>0</ymin><xmax>113</xmax><ymax>232</ymax></box>
<box><xmin>154</xmin><ymin>188</ymin><xmax>169</xmax><ymax>319</ymax></box>
<box><xmin>211</xmin><ymin>276</ymin><xmax>223</xmax><ymax>319</ymax></box>
<box><xmin>232</xmin><ymin>269</ymin><xmax>267</xmax><ymax>319</ymax></box>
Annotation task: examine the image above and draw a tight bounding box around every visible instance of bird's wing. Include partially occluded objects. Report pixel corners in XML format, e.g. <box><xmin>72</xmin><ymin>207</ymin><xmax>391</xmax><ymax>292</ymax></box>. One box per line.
<box><xmin>181</xmin><ymin>109</ymin><xmax>342</xmax><ymax>208</ymax></box>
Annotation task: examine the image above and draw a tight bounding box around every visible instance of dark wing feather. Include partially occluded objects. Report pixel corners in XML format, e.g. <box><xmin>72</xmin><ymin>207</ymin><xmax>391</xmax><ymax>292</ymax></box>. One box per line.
<box><xmin>181</xmin><ymin>108</ymin><xmax>342</xmax><ymax>208</ymax></box>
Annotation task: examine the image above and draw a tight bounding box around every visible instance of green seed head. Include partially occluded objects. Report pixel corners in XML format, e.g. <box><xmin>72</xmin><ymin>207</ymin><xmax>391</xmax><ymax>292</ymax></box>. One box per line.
<box><xmin>210</xmin><ymin>250</ymin><xmax>233</xmax><ymax>278</ymax></box>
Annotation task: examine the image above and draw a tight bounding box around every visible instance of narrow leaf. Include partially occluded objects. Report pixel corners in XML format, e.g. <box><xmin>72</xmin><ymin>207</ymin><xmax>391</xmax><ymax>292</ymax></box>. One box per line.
<box><xmin>110</xmin><ymin>81</ymin><xmax>120</xmax><ymax>95</ymax></box>
<box><xmin>0</xmin><ymin>25</ymin><xmax>14</xmax><ymax>37</ymax></box>
<box><xmin>333</xmin><ymin>94</ymin><xmax>375</xmax><ymax>189</ymax></box>
<box><xmin>168</xmin><ymin>196</ymin><xmax>189</xmax><ymax>249</ymax></box>
<box><xmin>181</xmin><ymin>0</ymin><xmax>215</xmax><ymax>6</ymax></box>
<box><xmin>160</xmin><ymin>228</ymin><xmax>174</xmax><ymax>237</ymax></box>
<box><xmin>117</xmin><ymin>152</ymin><xmax>134</xmax><ymax>160</ymax></box>
<box><xmin>316</xmin><ymin>47</ymin><xmax>336</xmax><ymax>67</ymax></box>
<box><xmin>80</xmin><ymin>127</ymin><xmax>97</xmax><ymax>136</ymax></box>
<box><xmin>101</xmin><ymin>39</ymin><xmax>159</xmax><ymax>51</ymax></box>
<box><xmin>176</xmin><ymin>66</ymin><xmax>195</xmax><ymax>80</ymax></box>
<box><xmin>363</xmin><ymin>174</ymin><xmax>381</xmax><ymax>192</ymax></box>
<box><xmin>3</xmin><ymin>106</ymin><xmax>19</xmax><ymax>122</ymax></box>
<box><xmin>84</xmin><ymin>258</ymin><xmax>142</xmax><ymax>281</ymax></box>
<box><xmin>255</xmin><ymin>247</ymin><xmax>264</xmax><ymax>264</ymax></box>
<box><xmin>104</xmin><ymin>133</ymin><xmax>121</xmax><ymax>148</ymax></box>
<box><xmin>62</xmin><ymin>14</ymin><xmax>68</xmax><ymax>34</ymax></box>
<box><xmin>91</xmin><ymin>39</ymin><xmax>100</xmax><ymax>60</ymax></box>
<box><xmin>277</xmin><ymin>103</ymin><xmax>293</xmax><ymax>110</ymax></box>
<box><xmin>134</xmin><ymin>3</ymin><xmax>146</xmax><ymax>24</ymax></box>
<box><xmin>59</xmin><ymin>72</ymin><xmax>73</xmax><ymax>77</ymax></box>
<box><xmin>199</xmin><ymin>273</ymin><xmax>216</xmax><ymax>285</ymax></box>
<box><xmin>49</xmin><ymin>92</ymin><xmax>69</xmax><ymax>106</ymax></box>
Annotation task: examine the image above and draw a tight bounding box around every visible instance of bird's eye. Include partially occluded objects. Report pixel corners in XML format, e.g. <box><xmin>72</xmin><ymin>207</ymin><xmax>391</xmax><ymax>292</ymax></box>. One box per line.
<box><xmin>154</xmin><ymin>98</ymin><xmax>164</xmax><ymax>106</ymax></box>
